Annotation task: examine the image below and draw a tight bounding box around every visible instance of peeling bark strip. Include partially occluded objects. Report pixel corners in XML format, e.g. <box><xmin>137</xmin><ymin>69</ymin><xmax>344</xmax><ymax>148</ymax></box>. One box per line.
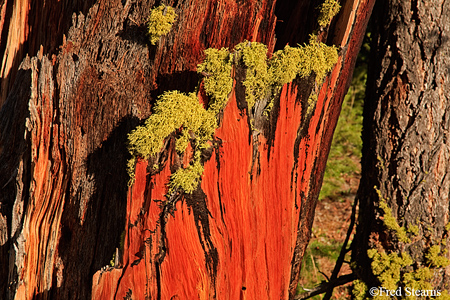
<box><xmin>353</xmin><ymin>0</ymin><xmax>450</xmax><ymax>293</ymax></box>
<box><xmin>0</xmin><ymin>0</ymin><xmax>373</xmax><ymax>299</ymax></box>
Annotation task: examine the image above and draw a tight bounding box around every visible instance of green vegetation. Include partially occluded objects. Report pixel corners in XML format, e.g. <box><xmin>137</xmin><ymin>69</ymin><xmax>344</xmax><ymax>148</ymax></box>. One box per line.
<box><xmin>318</xmin><ymin>63</ymin><xmax>364</xmax><ymax>201</ymax></box>
<box><xmin>147</xmin><ymin>5</ymin><xmax>177</xmax><ymax>45</ymax></box>
<box><xmin>299</xmin><ymin>239</ymin><xmax>345</xmax><ymax>298</ymax></box>
<box><xmin>317</xmin><ymin>0</ymin><xmax>341</xmax><ymax>28</ymax></box>
<box><xmin>319</xmin><ymin>31</ymin><xmax>369</xmax><ymax>201</ymax></box>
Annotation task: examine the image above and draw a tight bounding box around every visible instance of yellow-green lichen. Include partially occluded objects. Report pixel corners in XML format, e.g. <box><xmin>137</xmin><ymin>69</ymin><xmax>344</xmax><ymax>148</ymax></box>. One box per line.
<box><xmin>129</xmin><ymin>26</ymin><xmax>340</xmax><ymax>191</ymax></box>
<box><xmin>269</xmin><ymin>35</ymin><xmax>339</xmax><ymax>86</ymax></box>
<box><xmin>317</xmin><ymin>0</ymin><xmax>341</xmax><ymax>27</ymax></box>
<box><xmin>127</xmin><ymin>91</ymin><xmax>216</xmax><ymax>187</ymax></box>
<box><xmin>147</xmin><ymin>5</ymin><xmax>177</xmax><ymax>45</ymax></box>
<box><xmin>235</xmin><ymin>41</ymin><xmax>272</xmax><ymax>109</ymax></box>
<box><xmin>307</xmin><ymin>92</ymin><xmax>318</xmax><ymax>115</ymax></box>
<box><xmin>169</xmin><ymin>155</ymin><xmax>204</xmax><ymax>194</ymax></box>
<box><xmin>403</xmin><ymin>267</ymin><xmax>434</xmax><ymax>291</ymax></box>
<box><xmin>375</xmin><ymin>186</ymin><xmax>411</xmax><ymax>243</ymax></box>
<box><xmin>110</xmin><ymin>252</ymin><xmax>116</xmax><ymax>267</ymax></box>
<box><xmin>368</xmin><ymin>249</ymin><xmax>413</xmax><ymax>291</ymax></box>
<box><xmin>407</xmin><ymin>224</ymin><xmax>419</xmax><ymax>236</ymax></box>
<box><xmin>269</xmin><ymin>45</ymin><xmax>304</xmax><ymax>88</ymax></box>
<box><xmin>425</xmin><ymin>245</ymin><xmax>450</xmax><ymax>268</ymax></box>
<box><xmin>175</xmin><ymin>129</ymin><xmax>191</xmax><ymax>153</ymax></box>
<box><xmin>361</xmin><ymin>200</ymin><xmax>450</xmax><ymax>299</ymax></box>
<box><xmin>366</xmin><ymin>246</ymin><xmax>448</xmax><ymax>298</ymax></box>
<box><xmin>352</xmin><ymin>279</ymin><xmax>368</xmax><ymax>300</ymax></box>
<box><xmin>439</xmin><ymin>290</ymin><xmax>450</xmax><ymax>300</ymax></box>
<box><xmin>127</xmin><ymin>156</ymin><xmax>136</xmax><ymax>184</ymax></box>
<box><xmin>197</xmin><ymin>47</ymin><xmax>233</xmax><ymax>114</ymax></box>
<box><xmin>296</xmin><ymin>34</ymin><xmax>339</xmax><ymax>83</ymax></box>
<box><xmin>445</xmin><ymin>222</ymin><xmax>450</xmax><ymax>232</ymax></box>
<box><xmin>234</xmin><ymin>35</ymin><xmax>339</xmax><ymax>113</ymax></box>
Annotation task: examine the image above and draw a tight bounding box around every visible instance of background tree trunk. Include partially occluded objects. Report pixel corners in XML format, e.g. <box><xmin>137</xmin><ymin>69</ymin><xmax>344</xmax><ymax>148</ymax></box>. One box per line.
<box><xmin>353</xmin><ymin>0</ymin><xmax>450</xmax><ymax>294</ymax></box>
<box><xmin>0</xmin><ymin>0</ymin><xmax>373</xmax><ymax>299</ymax></box>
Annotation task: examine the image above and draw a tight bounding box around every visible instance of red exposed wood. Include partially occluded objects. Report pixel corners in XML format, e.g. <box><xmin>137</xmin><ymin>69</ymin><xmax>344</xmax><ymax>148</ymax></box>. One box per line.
<box><xmin>97</xmin><ymin>27</ymin><xmax>374</xmax><ymax>296</ymax></box>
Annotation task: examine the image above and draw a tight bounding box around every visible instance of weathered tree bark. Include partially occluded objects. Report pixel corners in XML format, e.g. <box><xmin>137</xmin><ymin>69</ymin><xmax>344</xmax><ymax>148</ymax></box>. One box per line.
<box><xmin>0</xmin><ymin>0</ymin><xmax>373</xmax><ymax>299</ymax></box>
<box><xmin>353</xmin><ymin>0</ymin><xmax>450</xmax><ymax>294</ymax></box>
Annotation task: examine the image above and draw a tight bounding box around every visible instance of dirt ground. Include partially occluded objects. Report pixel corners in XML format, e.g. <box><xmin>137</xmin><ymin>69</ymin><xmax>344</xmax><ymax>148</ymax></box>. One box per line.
<box><xmin>298</xmin><ymin>174</ymin><xmax>360</xmax><ymax>299</ymax></box>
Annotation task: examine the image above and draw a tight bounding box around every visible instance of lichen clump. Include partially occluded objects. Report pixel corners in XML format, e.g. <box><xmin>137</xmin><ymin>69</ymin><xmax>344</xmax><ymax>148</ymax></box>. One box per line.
<box><xmin>270</xmin><ymin>35</ymin><xmax>339</xmax><ymax>85</ymax></box>
<box><xmin>292</xmin><ymin>35</ymin><xmax>339</xmax><ymax>82</ymax></box>
<box><xmin>127</xmin><ymin>47</ymin><xmax>235</xmax><ymax>191</ymax></box>
<box><xmin>128</xmin><ymin>91</ymin><xmax>215</xmax><ymax>158</ymax></box>
<box><xmin>147</xmin><ymin>4</ymin><xmax>177</xmax><ymax>45</ymax></box>
<box><xmin>375</xmin><ymin>186</ymin><xmax>411</xmax><ymax>243</ymax></box>
<box><xmin>169</xmin><ymin>153</ymin><xmax>204</xmax><ymax>194</ymax></box>
<box><xmin>365</xmin><ymin>246</ymin><xmax>449</xmax><ymax>299</ymax></box>
<box><xmin>235</xmin><ymin>35</ymin><xmax>338</xmax><ymax>110</ymax></box>
<box><xmin>127</xmin><ymin>91</ymin><xmax>216</xmax><ymax>186</ymax></box>
<box><xmin>368</xmin><ymin>249</ymin><xmax>413</xmax><ymax>291</ymax></box>
<box><xmin>234</xmin><ymin>42</ymin><xmax>272</xmax><ymax>109</ymax></box>
<box><xmin>317</xmin><ymin>0</ymin><xmax>341</xmax><ymax>27</ymax></box>
<box><xmin>197</xmin><ymin>47</ymin><xmax>233</xmax><ymax>115</ymax></box>
<box><xmin>425</xmin><ymin>245</ymin><xmax>450</xmax><ymax>268</ymax></box>
<box><xmin>352</xmin><ymin>280</ymin><xmax>368</xmax><ymax>300</ymax></box>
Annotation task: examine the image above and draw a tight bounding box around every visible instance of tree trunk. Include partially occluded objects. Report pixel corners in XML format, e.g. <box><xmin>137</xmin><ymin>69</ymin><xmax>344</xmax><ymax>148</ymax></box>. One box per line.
<box><xmin>0</xmin><ymin>0</ymin><xmax>374</xmax><ymax>299</ymax></box>
<box><xmin>353</xmin><ymin>0</ymin><xmax>450</xmax><ymax>295</ymax></box>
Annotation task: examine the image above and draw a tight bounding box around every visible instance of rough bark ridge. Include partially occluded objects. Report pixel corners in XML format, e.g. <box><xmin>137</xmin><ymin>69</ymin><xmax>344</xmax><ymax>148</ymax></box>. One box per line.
<box><xmin>354</xmin><ymin>0</ymin><xmax>450</xmax><ymax>291</ymax></box>
<box><xmin>0</xmin><ymin>0</ymin><xmax>374</xmax><ymax>299</ymax></box>
<box><xmin>0</xmin><ymin>0</ymin><xmax>96</xmax><ymax>106</ymax></box>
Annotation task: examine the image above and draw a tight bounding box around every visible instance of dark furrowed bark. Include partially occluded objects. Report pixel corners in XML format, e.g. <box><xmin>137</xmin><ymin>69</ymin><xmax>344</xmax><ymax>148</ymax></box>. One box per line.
<box><xmin>354</xmin><ymin>0</ymin><xmax>450</xmax><ymax>290</ymax></box>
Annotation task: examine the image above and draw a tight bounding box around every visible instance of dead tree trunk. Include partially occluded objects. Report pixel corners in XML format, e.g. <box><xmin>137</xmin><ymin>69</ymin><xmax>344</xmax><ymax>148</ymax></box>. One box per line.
<box><xmin>0</xmin><ymin>0</ymin><xmax>373</xmax><ymax>299</ymax></box>
<box><xmin>353</xmin><ymin>0</ymin><xmax>450</xmax><ymax>296</ymax></box>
